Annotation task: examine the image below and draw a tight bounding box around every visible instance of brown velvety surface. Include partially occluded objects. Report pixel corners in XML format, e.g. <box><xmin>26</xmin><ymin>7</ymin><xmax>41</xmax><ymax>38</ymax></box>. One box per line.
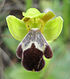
<box><xmin>22</xmin><ymin>43</ymin><xmax>45</xmax><ymax>71</ymax></box>
<box><xmin>16</xmin><ymin>44</ymin><xmax>22</xmax><ymax>59</ymax></box>
<box><xmin>44</xmin><ymin>45</ymin><xmax>53</xmax><ymax>59</ymax></box>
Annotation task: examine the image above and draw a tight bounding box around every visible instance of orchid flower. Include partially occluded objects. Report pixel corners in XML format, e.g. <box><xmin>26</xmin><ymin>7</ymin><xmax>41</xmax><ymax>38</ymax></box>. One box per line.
<box><xmin>6</xmin><ymin>8</ymin><xmax>63</xmax><ymax>71</ymax></box>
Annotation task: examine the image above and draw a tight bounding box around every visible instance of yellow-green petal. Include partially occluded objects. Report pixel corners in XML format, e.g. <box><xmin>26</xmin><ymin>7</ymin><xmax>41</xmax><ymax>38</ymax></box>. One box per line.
<box><xmin>42</xmin><ymin>16</ymin><xmax>63</xmax><ymax>42</ymax></box>
<box><xmin>6</xmin><ymin>15</ymin><xmax>28</xmax><ymax>41</ymax></box>
<box><xmin>42</xmin><ymin>11</ymin><xmax>55</xmax><ymax>23</ymax></box>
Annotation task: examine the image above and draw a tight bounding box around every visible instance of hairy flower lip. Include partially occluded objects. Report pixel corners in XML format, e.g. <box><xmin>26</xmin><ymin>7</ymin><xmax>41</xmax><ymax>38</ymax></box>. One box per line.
<box><xmin>21</xmin><ymin>43</ymin><xmax>45</xmax><ymax>71</ymax></box>
<box><xmin>22</xmin><ymin>58</ymin><xmax>45</xmax><ymax>72</ymax></box>
<box><xmin>16</xmin><ymin>29</ymin><xmax>53</xmax><ymax>71</ymax></box>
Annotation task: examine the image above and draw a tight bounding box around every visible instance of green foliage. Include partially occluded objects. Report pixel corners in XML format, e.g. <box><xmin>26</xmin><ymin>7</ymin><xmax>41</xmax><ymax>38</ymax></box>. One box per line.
<box><xmin>62</xmin><ymin>0</ymin><xmax>70</xmax><ymax>41</ymax></box>
<box><xmin>2</xmin><ymin>29</ymin><xmax>19</xmax><ymax>54</ymax></box>
<box><xmin>25</xmin><ymin>0</ymin><xmax>32</xmax><ymax>10</ymax></box>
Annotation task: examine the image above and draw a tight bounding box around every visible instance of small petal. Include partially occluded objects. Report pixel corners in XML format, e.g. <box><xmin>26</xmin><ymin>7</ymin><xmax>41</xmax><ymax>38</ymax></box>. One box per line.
<box><xmin>44</xmin><ymin>45</ymin><xmax>53</xmax><ymax>59</ymax></box>
<box><xmin>42</xmin><ymin>10</ymin><xmax>55</xmax><ymax>22</ymax></box>
<box><xmin>16</xmin><ymin>43</ymin><xmax>22</xmax><ymax>59</ymax></box>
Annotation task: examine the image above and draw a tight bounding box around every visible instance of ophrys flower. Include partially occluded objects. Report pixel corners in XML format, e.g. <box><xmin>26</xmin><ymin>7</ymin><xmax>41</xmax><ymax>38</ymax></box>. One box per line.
<box><xmin>6</xmin><ymin>8</ymin><xmax>63</xmax><ymax>71</ymax></box>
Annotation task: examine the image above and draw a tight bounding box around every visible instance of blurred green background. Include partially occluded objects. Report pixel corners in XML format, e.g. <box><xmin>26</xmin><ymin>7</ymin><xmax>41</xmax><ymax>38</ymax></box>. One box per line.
<box><xmin>0</xmin><ymin>0</ymin><xmax>70</xmax><ymax>79</ymax></box>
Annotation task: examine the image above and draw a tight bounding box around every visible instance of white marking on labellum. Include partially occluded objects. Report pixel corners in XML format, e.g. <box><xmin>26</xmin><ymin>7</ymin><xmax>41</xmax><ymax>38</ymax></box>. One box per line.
<box><xmin>21</xmin><ymin>29</ymin><xmax>48</xmax><ymax>52</ymax></box>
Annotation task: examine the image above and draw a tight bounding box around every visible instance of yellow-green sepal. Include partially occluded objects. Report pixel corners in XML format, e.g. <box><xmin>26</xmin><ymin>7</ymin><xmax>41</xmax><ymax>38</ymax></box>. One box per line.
<box><xmin>6</xmin><ymin>15</ymin><xmax>28</xmax><ymax>41</ymax></box>
<box><xmin>22</xmin><ymin>8</ymin><xmax>45</xmax><ymax>18</ymax></box>
<box><xmin>42</xmin><ymin>16</ymin><xmax>63</xmax><ymax>42</ymax></box>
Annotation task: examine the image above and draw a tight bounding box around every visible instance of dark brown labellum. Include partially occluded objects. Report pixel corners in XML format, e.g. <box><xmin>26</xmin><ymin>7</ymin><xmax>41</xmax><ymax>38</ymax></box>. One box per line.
<box><xmin>22</xmin><ymin>43</ymin><xmax>45</xmax><ymax>71</ymax></box>
<box><xmin>16</xmin><ymin>29</ymin><xmax>53</xmax><ymax>71</ymax></box>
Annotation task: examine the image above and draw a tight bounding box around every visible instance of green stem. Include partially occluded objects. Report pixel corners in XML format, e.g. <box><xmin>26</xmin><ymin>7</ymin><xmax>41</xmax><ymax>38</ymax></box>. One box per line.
<box><xmin>63</xmin><ymin>0</ymin><xmax>69</xmax><ymax>41</ymax></box>
<box><xmin>25</xmin><ymin>0</ymin><xmax>32</xmax><ymax>10</ymax></box>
